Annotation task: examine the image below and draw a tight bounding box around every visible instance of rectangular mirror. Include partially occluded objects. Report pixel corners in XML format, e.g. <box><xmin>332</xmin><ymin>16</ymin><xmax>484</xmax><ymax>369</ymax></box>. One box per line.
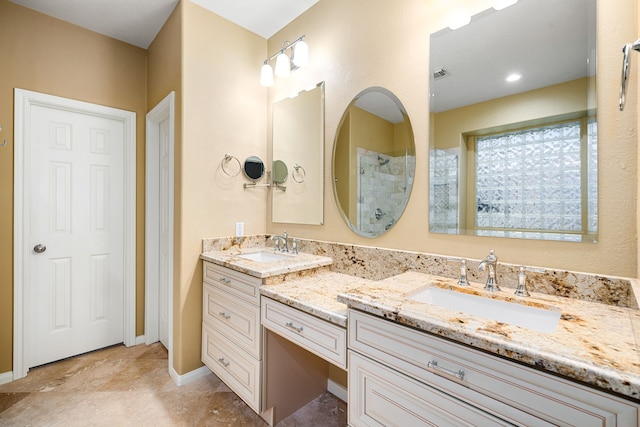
<box><xmin>429</xmin><ymin>0</ymin><xmax>597</xmax><ymax>242</ymax></box>
<box><xmin>272</xmin><ymin>82</ymin><xmax>324</xmax><ymax>225</ymax></box>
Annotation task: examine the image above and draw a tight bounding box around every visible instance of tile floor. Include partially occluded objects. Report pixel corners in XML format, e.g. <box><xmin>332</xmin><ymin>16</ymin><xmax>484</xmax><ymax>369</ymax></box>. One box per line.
<box><xmin>0</xmin><ymin>343</ymin><xmax>347</xmax><ymax>426</ymax></box>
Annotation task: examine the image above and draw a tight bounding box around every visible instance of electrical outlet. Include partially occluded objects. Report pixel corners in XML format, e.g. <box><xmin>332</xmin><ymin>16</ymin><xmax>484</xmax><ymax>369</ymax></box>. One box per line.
<box><xmin>235</xmin><ymin>222</ymin><xmax>244</xmax><ymax>238</ymax></box>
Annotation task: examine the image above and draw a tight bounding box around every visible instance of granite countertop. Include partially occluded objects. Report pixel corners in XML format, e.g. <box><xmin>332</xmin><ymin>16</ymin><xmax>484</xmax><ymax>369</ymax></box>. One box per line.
<box><xmin>258</xmin><ymin>268</ymin><xmax>640</xmax><ymax>400</ymax></box>
<box><xmin>200</xmin><ymin>248</ymin><xmax>333</xmax><ymax>279</ymax></box>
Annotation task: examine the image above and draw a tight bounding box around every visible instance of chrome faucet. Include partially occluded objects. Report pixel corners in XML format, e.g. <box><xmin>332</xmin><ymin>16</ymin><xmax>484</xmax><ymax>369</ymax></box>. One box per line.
<box><xmin>270</xmin><ymin>231</ymin><xmax>289</xmax><ymax>253</ymax></box>
<box><xmin>478</xmin><ymin>249</ymin><xmax>500</xmax><ymax>292</ymax></box>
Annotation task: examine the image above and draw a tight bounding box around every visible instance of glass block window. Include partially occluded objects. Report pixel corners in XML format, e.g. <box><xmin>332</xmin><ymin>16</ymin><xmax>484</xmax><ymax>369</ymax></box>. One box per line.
<box><xmin>429</xmin><ymin>148</ymin><xmax>459</xmax><ymax>231</ymax></box>
<box><xmin>475</xmin><ymin>120</ymin><xmax>591</xmax><ymax>234</ymax></box>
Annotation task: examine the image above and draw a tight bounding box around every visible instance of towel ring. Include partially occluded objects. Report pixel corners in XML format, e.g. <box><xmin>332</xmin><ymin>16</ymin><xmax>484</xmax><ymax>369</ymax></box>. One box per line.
<box><xmin>221</xmin><ymin>153</ymin><xmax>241</xmax><ymax>177</ymax></box>
<box><xmin>292</xmin><ymin>164</ymin><xmax>306</xmax><ymax>183</ymax></box>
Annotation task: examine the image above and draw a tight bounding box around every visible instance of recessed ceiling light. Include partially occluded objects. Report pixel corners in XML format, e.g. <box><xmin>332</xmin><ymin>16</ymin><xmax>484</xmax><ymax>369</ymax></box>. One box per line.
<box><xmin>506</xmin><ymin>73</ymin><xmax>522</xmax><ymax>82</ymax></box>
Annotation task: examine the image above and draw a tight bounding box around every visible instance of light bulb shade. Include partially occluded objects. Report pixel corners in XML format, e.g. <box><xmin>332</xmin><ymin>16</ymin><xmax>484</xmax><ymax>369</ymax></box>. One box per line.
<box><xmin>448</xmin><ymin>8</ymin><xmax>471</xmax><ymax>30</ymax></box>
<box><xmin>292</xmin><ymin>40</ymin><xmax>309</xmax><ymax>68</ymax></box>
<box><xmin>493</xmin><ymin>0</ymin><xmax>518</xmax><ymax>10</ymax></box>
<box><xmin>274</xmin><ymin>52</ymin><xmax>291</xmax><ymax>77</ymax></box>
<box><xmin>260</xmin><ymin>63</ymin><xmax>274</xmax><ymax>87</ymax></box>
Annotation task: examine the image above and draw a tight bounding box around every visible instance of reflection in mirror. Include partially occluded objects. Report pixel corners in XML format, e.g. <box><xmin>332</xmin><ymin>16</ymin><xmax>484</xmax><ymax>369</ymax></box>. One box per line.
<box><xmin>272</xmin><ymin>160</ymin><xmax>288</xmax><ymax>184</ymax></box>
<box><xmin>243</xmin><ymin>155</ymin><xmax>265</xmax><ymax>180</ymax></box>
<box><xmin>429</xmin><ymin>0</ymin><xmax>597</xmax><ymax>242</ymax></box>
<box><xmin>272</xmin><ymin>82</ymin><xmax>324</xmax><ymax>225</ymax></box>
<box><xmin>333</xmin><ymin>87</ymin><xmax>416</xmax><ymax>237</ymax></box>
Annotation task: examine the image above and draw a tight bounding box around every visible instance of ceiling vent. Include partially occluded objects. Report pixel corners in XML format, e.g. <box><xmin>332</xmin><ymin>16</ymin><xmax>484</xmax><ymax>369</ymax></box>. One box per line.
<box><xmin>433</xmin><ymin>67</ymin><xmax>448</xmax><ymax>80</ymax></box>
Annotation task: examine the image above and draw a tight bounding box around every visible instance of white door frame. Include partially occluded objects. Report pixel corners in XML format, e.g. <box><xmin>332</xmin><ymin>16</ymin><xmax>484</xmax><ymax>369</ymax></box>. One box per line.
<box><xmin>13</xmin><ymin>88</ymin><xmax>137</xmax><ymax>380</ymax></box>
<box><xmin>144</xmin><ymin>92</ymin><xmax>175</xmax><ymax>375</ymax></box>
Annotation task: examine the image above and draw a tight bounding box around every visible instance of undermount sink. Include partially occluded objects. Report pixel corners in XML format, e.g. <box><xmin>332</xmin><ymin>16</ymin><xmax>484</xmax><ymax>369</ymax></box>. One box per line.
<box><xmin>238</xmin><ymin>251</ymin><xmax>291</xmax><ymax>263</ymax></box>
<box><xmin>409</xmin><ymin>287</ymin><xmax>561</xmax><ymax>334</ymax></box>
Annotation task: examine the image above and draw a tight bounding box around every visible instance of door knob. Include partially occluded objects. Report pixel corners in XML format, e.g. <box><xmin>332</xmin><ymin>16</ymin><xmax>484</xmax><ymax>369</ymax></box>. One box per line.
<box><xmin>33</xmin><ymin>244</ymin><xmax>46</xmax><ymax>253</ymax></box>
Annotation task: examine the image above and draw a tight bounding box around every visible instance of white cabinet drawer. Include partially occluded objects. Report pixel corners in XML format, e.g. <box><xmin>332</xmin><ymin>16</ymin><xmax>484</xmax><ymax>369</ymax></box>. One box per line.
<box><xmin>202</xmin><ymin>323</ymin><xmax>261</xmax><ymax>413</ymax></box>
<box><xmin>203</xmin><ymin>283</ymin><xmax>261</xmax><ymax>358</ymax></box>
<box><xmin>348</xmin><ymin>351</ymin><xmax>518</xmax><ymax>427</ymax></box>
<box><xmin>349</xmin><ymin>309</ymin><xmax>639</xmax><ymax>427</ymax></box>
<box><xmin>203</xmin><ymin>263</ymin><xmax>261</xmax><ymax>305</ymax></box>
<box><xmin>262</xmin><ymin>297</ymin><xmax>347</xmax><ymax>369</ymax></box>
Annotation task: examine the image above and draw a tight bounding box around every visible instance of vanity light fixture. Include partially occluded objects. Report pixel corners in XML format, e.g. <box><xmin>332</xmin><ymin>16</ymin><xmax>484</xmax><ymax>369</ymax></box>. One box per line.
<box><xmin>493</xmin><ymin>0</ymin><xmax>518</xmax><ymax>10</ymax></box>
<box><xmin>260</xmin><ymin>35</ymin><xmax>308</xmax><ymax>87</ymax></box>
<box><xmin>447</xmin><ymin>8</ymin><xmax>471</xmax><ymax>30</ymax></box>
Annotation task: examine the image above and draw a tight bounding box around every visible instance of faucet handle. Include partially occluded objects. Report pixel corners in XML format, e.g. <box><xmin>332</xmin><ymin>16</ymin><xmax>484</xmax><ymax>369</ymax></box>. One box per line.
<box><xmin>514</xmin><ymin>266</ymin><xmax>530</xmax><ymax>297</ymax></box>
<box><xmin>457</xmin><ymin>259</ymin><xmax>469</xmax><ymax>286</ymax></box>
<box><xmin>291</xmin><ymin>238</ymin><xmax>299</xmax><ymax>255</ymax></box>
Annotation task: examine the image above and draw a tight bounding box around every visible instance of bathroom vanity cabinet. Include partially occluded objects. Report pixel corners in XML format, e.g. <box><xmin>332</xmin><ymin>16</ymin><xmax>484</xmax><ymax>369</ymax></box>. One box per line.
<box><xmin>348</xmin><ymin>309</ymin><xmax>639</xmax><ymax>427</ymax></box>
<box><xmin>202</xmin><ymin>262</ymin><xmax>263</xmax><ymax>413</ymax></box>
<box><xmin>261</xmin><ymin>297</ymin><xmax>346</xmax><ymax>369</ymax></box>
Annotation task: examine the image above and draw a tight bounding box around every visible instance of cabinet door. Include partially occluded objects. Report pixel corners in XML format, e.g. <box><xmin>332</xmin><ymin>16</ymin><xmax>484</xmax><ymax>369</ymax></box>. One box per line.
<box><xmin>348</xmin><ymin>351</ymin><xmax>520</xmax><ymax>427</ymax></box>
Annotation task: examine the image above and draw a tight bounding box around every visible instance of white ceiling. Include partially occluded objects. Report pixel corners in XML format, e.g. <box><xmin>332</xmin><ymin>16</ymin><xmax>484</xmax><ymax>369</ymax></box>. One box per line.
<box><xmin>9</xmin><ymin>0</ymin><xmax>320</xmax><ymax>48</ymax></box>
<box><xmin>430</xmin><ymin>0</ymin><xmax>595</xmax><ymax>113</ymax></box>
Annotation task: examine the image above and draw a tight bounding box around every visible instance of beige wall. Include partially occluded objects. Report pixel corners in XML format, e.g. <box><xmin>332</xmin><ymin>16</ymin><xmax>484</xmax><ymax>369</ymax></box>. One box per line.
<box><xmin>0</xmin><ymin>0</ymin><xmax>147</xmax><ymax>374</ymax></box>
<box><xmin>434</xmin><ymin>78</ymin><xmax>589</xmax><ymax>150</ymax></box>
<box><xmin>177</xmin><ymin>1</ymin><xmax>267</xmax><ymax>374</ymax></box>
<box><xmin>266</xmin><ymin>0</ymin><xmax>639</xmax><ymax>278</ymax></box>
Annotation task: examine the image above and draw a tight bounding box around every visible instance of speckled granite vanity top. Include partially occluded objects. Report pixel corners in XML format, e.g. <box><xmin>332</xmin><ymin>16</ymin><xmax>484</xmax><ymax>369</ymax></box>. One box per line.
<box><xmin>200</xmin><ymin>248</ymin><xmax>332</xmax><ymax>278</ymax></box>
<box><xmin>258</xmin><ymin>268</ymin><xmax>640</xmax><ymax>399</ymax></box>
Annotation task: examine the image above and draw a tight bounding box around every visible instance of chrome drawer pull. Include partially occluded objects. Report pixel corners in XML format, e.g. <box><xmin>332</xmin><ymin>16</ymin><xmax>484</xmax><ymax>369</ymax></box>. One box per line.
<box><xmin>218</xmin><ymin>277</ymin><xmax>231</xmax><ymax>285</ymax></box>
<box><xmin>427</xmin><ymin>360</ymin><xmax>465</xmax><ymax>381</ymax></box>
<box><xmin>285</xmin><ymin>321</ymin><xmax>304</xmax><ymax>333</ymax></box>
<box><xmin>219</xmin><ymin>312</ymin><xmax>231</xmax><ymax>320</ymax></box>
<box><xmin>218</xmin><ymin>357</ymin><xmax>230</xmax><ymax>367</ymax></box>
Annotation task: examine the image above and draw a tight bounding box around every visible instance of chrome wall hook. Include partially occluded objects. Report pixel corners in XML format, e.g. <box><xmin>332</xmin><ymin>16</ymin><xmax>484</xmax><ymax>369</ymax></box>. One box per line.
<box><xmin>0</xmin><ymin>123</ymin><xmax>7</xmax><ymax>147</ymax></box>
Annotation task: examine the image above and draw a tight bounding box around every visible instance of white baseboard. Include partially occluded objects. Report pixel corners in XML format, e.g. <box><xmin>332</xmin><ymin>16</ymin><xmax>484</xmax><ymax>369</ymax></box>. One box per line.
<box><xmin>327</xmin><ymin>378</ymin><xmax>348</xmax><ymax>403</ymax></box>
<box><xmin>135</xmin><ymin>335</ymin><xmax>146</xmax><ymax>345</ymax></box>
<box><xmin>170</xmin><ymin>365</ymin><xmax>211</xmax><ymax>387</ymax></box>
<box><xmin>0</xmin><ymin>371</ymin><xmax>13</xmax><ymax>385</ymax></box>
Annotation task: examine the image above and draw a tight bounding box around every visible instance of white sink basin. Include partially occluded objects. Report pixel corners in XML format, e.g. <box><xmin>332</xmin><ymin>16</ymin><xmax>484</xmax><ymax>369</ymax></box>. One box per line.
<box><xmin>409</xmin><ymin>287</ymin><xmax>561</xmax><ymax>334</ymax></box>
<box><xmin>238</xmin><ymin>251</ymin><xmax>290</xmax><ymax>263</ymax></box>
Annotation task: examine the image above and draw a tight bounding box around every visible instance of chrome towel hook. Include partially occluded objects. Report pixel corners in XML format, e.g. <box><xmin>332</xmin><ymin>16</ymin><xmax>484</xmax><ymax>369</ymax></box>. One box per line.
<box><xmin>619</xmin><ymin>38</ymin><xmax>640</xmax><ymax>111</ymax></box>
<box><xmin>0</xmin><ymin>123</ymin><xmax>7</xmax><ymax>147</ymax></box>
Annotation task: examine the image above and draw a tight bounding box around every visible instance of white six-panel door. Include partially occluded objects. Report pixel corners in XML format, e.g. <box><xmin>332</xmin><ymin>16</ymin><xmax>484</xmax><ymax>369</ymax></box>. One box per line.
<box><xmin>27</xmin><ymin>104</ymin><xmax>125</xmax><ymax>368</ymax></box>
<box><xmin>13</xmin><ymin>89</ymin><xmax>136</xmax><ymax>379</ymax></box>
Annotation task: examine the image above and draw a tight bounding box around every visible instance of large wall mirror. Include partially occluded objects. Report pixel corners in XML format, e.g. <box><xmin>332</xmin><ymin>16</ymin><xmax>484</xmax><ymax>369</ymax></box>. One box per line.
<box><xmin>333</xmin><ymin>87</ymin><xmax>416</xmax><ymax>237</ymax></box>
<box><xmin>429</xmin><ymin>0</ymin><xmax>597</xmax><ymax>242</ymax></box>
<box><xmin>272</xmin><ymin>82</ymin><xmax>324</xmax><ymax>225</ymax></box>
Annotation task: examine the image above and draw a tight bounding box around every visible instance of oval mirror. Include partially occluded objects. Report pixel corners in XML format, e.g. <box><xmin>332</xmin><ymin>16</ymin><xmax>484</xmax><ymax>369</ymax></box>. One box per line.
<box><xmin>332</xmin><ymin>87</ymin><xmax>416</xmax><ymax>237</ymax></box>
<box><xmin>243</xmin><ymin>156</ymin><xmax>265</xmax><ymax>180</ymax></box>
<box><xmin>272</xmin><ymin>160</ymin><xmax>288</xmax><ymax>184</ymax></box>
